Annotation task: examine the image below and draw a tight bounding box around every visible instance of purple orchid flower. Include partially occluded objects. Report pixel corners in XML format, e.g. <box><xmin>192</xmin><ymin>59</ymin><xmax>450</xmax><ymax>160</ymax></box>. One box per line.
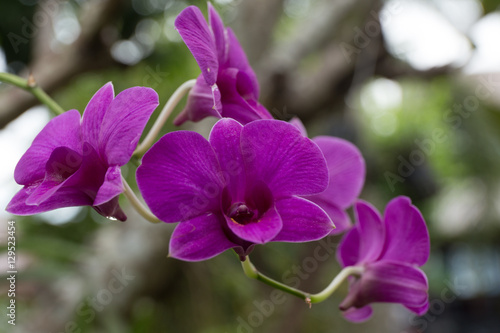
<box><xmin>337</xmin><ymin>197</ymin><xmax>430</xmax><ymax>322</ymax></box>
<box><xmin>173</xmin><ymin>3</ymin><xmax>273</xmax><ymax>126</ymax></box>
<box><xmin>290</xmin><ymin>118</ymin><xmax>365</xmax><ymax>234</ymax></box>
<box><xmin>6</xmin><ymin>83</ymin><xmax>159</xmax><ymax>221</ymax></box>
<box><xmin>137</xmin><ymin>118</ymin><xmax>334</xmax><ymax>261</ymax></box>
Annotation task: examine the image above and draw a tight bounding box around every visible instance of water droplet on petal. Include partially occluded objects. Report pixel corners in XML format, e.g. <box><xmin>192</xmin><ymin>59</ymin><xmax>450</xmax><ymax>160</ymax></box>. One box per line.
<box><xmin>106</xmin><ymin>216</ymin><xmax>118</xmax><ymax>221</ymax></box>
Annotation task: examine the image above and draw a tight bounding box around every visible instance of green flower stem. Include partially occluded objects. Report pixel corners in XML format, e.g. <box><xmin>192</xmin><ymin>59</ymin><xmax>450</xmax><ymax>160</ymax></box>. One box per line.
<box><xmin>0</xmin><ymin>72</ymin><xmax>65</xmax><ymax>115</ymax></box>
<box><xmin>121</xmin><ymin>176</ymin><xmax>161</xmax><ymax>224</ymax></box>
<box><xmin>308</xmin><ymin>265</ymin><xmax>364</xmax><ymax>303</ymax></box>
<box><xmin>241</xmin><ymin>256</ymin><xmax>309</xmax><ymax>300</ymax></box>
<box><xmin>241</xmin><ymin>255</ymin><xmax>364</xmax><ymax>305</ymax></box>
<box><xmin>133</xmin><ymin>79</ymin><xmax>197</xmax><ymax>157</ymax></box>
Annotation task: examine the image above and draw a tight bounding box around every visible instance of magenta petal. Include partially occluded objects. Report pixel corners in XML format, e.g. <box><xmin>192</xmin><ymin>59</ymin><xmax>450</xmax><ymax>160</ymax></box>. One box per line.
<box><xmin>235</xmin><ymin>70</ymin><xmax>258</xmax><ymax>101</ymax></box>
<box><xmin>6</xmin><ymin>186</ymin><xmax>91</xmax><ymax>215</ymax></box>
<box><xmin>174</xmin><ymin>76</ymin><xmax>221</xmax><ymax>126</ymax></box>
<box><xmin>14</xmin><ymin>110</ymin><xmax>82</xmax><ymax>186</ymax></box>
<box><xmin>208</xmin><ymin>2</ymin><xmax>226</xmax><ymax>62</ymax></box>
<box><xmin>169</xmin><ymin>213</ymin><xmax>237</xmax><ymax>261</ymax></box>
<box><xmin>355</xmin><ymin>200</ymin><xmax>385</xmax><ymax>264</ymax></box>
<box><xmin>63</xmin><ymin>143</ymin><xmax>107</xmax><ymax>197</ymax></box>
<box><xmin>307</xmin><ymin>197</ymin><xmax>351</xmax><ymax>234</ymax></box>
<box><xmin>24</xmin><ymin>178</ymin><xmax>62</xmax><ymax>205</ymax></box>
<box><xmin>342</xmin><ymin>306</ymin><xmax>373</xmax><ymax>323</ymax></box>
<box><xmin>215</xmin><ymin>69</ymin><xmax>269</xmax><ymax>123</ymax></box>
<box><xmin>272</xmin><ymin>196</ymin><xmax>334</xmax><ymax>242</ymax></box>
<box><xmin>289</xmin><ymin>117</ymin><xmax>308</xmax><ymax>137</ymax></box>
<box><xmin>209</xmin><ymin>119</ymin><xmax>245</xmax><ymax>199</ymax></box>
<box><xmin>406</xmin><ymin>301</ymin><xmax>429</xmax><ymax>316</ymax></box>
<box><xmin>225</xmin><ymin>205</ymin><xmax>282</xmax><ymax>244</ymax></box>
<box><xmin>225</xmin><ymin>28</ymin><xmax>259</xmax><ymax>96</ymax></box>
<box><xmin>354</xmin><ymin>261</ymin><xmax>429</xmax><ymax>309</ymax></box>
<box><xmin>337</xmin><ymin>227</ymin><xmax>361</xmax><ymax>267</ymax></box>
<box><xmin>137</xmin><ymin>131</ymin><xmax>225</xmax><ymax>222</ymax></box>
<box><xmin>81</xmin><ymin>82</ymin><xmax>114</xmax><ymax>147</ymax></box>
<box><xmin>380</xmin><ymin>196</ymin><xmax>430</xmax><ymax>266</ymax></box>
<box><xmin>25</xmin><ymin>146</ymin><xmax>82</xmax><ymax>205</ymax></box>
<box><xmin>98</xmin><ymin>87</ymin><xmax>158</xmax><ymax>166</ymax></box>
<box><xmin>94</xmin><ymin>165</ymin><xmax>123</xmax><ymax>206</ymax></box>
<box><xmin>175</xmin><ymin>6</ymin><xmax>218</xmax><ymax>85</ymax></box>
<box><xmin>241</xmin><ymin>120</ymin><xmax>328</xmax><ymax>197</ymax></box>
<box><xmin>218</xmin><ymin>98</ymin><xmax>269</xmax><ymax>124</ymax></box>
<box><xmin>312</xmin><ymin>136</ymin><xmax>365</xmax><ymax>209</ymax></box>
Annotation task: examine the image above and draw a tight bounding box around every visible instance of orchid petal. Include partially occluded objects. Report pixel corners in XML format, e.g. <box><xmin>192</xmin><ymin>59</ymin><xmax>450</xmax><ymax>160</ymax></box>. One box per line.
<box><xmin>81</xmin><ymin>82</ymin><xmax>114</xmax><ymax>147</ymax></box>
<box><xmin>94</xmin><ymin>165</ymin><xmax>123</xmax><ymax>206</ymax></box>
<box><xmin>216</xmin><ymin>69</ymin><xmax>271</xmax><ymax>123</ymax></box>
<box><xmin>174</xmin><ymin>76</ymin><xmax>222</xmax><ymax>126</ymax></box>
<box><xmin>312</xmin><ymin>136</ymin><xmax>365</xmax><ymax>209</ymax></box>
<box><xmin>225</xmin><ymin>28</ymin><xmax>259</xmax><ymax>96</ymax></box>
<box><xmin>241</xmin><ymin>120</ymin><xmax>328</xmax><ymax>198</ymax></box>
<box><xmin>63</xmin><ymin>143</ymin><xmax>107</xmax><ymax>197</ymax></box>
<box><xmin>137</xmin><ymin>131</ymin><xmax>225</xmax><ymax>222</ymax></box>
<box><xmin>25</xmin><ymin>146</ymin><xmax>82</xmax><ymax>205</ymax></box>
<box><xmin>355</xmin><ymin>200</ymin><xmax>385</xmax><ymax>264</ymax></box>
<box><xmin>6</xmin><ymin>185</ymin><xmax>91</xmax><ymax>215</ymax></box>
<box><xmin>306</xmin><ymin>196</ymin><xmax>351</xmax><ymax>235</ymax></box>
<box><xmin>235</xmin><ymin>70</ymin><xmax>258</xmax><ymax>101</ymax></box>
<box><xmin>209</xmin><ymin>118</ymin><xmax>245</xmax><ymax>200</ymax></box>
<box><xmin>98</xmin><ymin>86</ymin><xmax>158</xmax><ymax>166</ymax></box>
<box><xmin>24</xmin><ymin>178</ymin><xmax>63</xmax><ymax>206</ymax></box>
<box><xmin>175</xmin><ymin>6</ymin><xmax>218</xmax><ymax>85</ymax></box>
<box><xmin>14</xmin><ymin>110</ymin><xmax>82</xmax><ymax>186</ymax></box>
<box><xmin>380</xmin><ymin>196</ymin><xmax>430</xmax><ymax>266</ymax></box>
<box><xmin>342</xmin><ymin>305</ymin><xmax>373</xmax><ymax>323</ymax></box>
<box><xmin>219</xmin><ymin>100</ymin><xmax>271</xmax><ymax>124</ymax></box>
<box><xmin>272</xmin><ymin>196</ymin><xmax>334</xmax><ymax>242</ymax></box>
<box><xmin>337</xmin><ymin>227</ymin><xmax>361</xmax><ymax>267</ymax></box>
<box><xmin>169</xmin><ymin>213</ymin><xmax>237</xmax><ymax>261</ymax></box>
<box><xmin>405</xmin><ymin>301</ymin><xmax>429</xmax><ymax>316</ymax></box>
<box><xmin>208</xmin><ymin>2</ymin><xmax>226</xmax><ymax>62</ymax></box>
<box><xmin>289</xmin><ymin>117</ymin><xmax>308</xmax><ymax>137</ymax></box>
<box><xmin>350</xmin><ymin>261</ymin><xmax>429</xmax><ymax>310</ymax></box>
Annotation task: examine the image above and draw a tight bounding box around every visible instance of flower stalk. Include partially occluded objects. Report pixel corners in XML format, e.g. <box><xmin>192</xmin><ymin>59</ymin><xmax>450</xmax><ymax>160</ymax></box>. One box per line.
<box><xmin>133</xmin><ymin>79</ymin><xmax>196</xmax><ymax>157</ymax></box>
<box><xmin>308</xmin><ymin>265</ymin><xmax>364</xmax><ymax>303</ymax></box>
<box><xmin>241</xmin><ymin>256</ymin><xmax>310</xmax><ymax>300</ymax></box>
<box><xmin>0</xmin><ymin>72</ymin><xmax>65</xmax><ymax>115</ymax></box>
<box><xmin>241</xmin><ymin>255</ymin><xmax>364</xmax><ymax>305</ymax></box>
<box><xmin>121</xmin><ymin>176</ymin><xmax>161</xmax><ymax>224</ymax></box>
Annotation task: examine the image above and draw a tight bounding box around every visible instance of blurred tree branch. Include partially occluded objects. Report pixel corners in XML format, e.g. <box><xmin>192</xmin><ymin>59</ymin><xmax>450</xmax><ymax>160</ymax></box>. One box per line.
<box><xmin>234</xmin><ymin>0</ymin><xmax>459</xmax><ymax>124</ymax></box>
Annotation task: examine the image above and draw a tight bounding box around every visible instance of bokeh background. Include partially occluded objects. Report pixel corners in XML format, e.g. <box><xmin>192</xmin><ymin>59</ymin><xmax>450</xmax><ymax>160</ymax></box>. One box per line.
<box><xmin>1</xmin><ymin>0</ymin><xmax>500</xmax><ymax>332</ymax></box>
